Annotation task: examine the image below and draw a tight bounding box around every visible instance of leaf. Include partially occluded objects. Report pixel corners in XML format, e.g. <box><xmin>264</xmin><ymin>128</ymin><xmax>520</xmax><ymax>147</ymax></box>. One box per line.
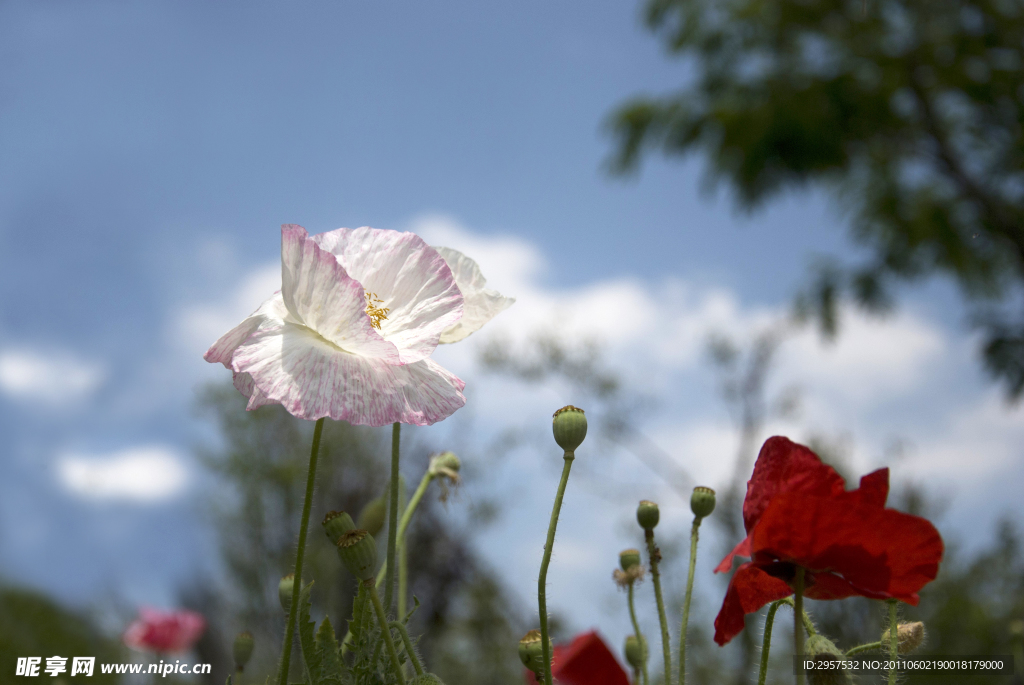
<box><xmin>315</xmin><ymin>616</ymin><xmax>345</xmax><ymax>685</ymax></box>
<box><xmin>402</xmin><ymin>596</ymin><xmax>420</xmax><ymax>625</ymax></box>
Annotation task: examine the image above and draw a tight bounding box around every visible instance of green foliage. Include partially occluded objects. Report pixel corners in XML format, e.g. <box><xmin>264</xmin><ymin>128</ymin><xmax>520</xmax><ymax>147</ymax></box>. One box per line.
<box><xmin>610</xmin><ymin>0</ymin><xmax>1024</xmax><ymax>398</ymax></box>
<box><xmin>0</xmin><ymin>585</ymin><xmax>122</xmax><ymax>684</ymax></box>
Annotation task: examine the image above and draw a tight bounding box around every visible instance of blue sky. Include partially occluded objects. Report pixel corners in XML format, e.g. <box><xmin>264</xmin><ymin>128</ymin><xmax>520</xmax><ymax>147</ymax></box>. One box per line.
<box><xmin>2</xmin><ymin>0</ymin><xmax>1022</xmax><ymax>662</ymax></box>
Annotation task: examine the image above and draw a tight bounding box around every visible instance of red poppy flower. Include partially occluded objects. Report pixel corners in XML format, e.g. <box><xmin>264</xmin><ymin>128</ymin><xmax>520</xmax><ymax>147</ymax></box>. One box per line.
<box><xmin>123</xmin><ymin>607</ymin><xmax>206</xmax><ymax>653</ymax></box>
<box><xmin>524</xmin><ymin>630</ymin><xmax>630</xmax><ymax>685</ymax></box>
<box><xmin>713</xmin><ymin>436</ymin><xmax>943</xmax><ymax>646</ymax></box>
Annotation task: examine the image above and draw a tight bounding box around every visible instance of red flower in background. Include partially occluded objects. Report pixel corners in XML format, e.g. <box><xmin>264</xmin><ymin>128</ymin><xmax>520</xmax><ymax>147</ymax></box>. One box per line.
<box><xmin>123</xmin><ymin>607</ymin><xmax>206</xmax><ymax>653</ymax></box>
<box><xmin>524</xmin><ymin>631</ymin><xmax>630</xmax><ymax>685</ymax></box>
<box><xmin>713</xmin><ymin>437</ymin><xmax>943</xmax><ymax>646</ymax></box>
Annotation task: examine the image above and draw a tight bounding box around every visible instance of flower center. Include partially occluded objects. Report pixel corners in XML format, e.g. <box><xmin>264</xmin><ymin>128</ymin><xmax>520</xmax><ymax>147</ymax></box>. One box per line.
<box><xmin>364</xmin><ymin>291</ymin><xmax>390</xmax><ymax>330</ymax></box>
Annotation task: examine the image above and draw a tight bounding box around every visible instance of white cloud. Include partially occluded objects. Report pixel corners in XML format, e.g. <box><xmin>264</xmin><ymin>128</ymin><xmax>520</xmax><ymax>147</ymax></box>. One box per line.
<box><xmin>0</xmin><ymin>348</ymin><xmax>105</xmax><ymax>407</ymax></box>
<box><xmin>57</xmin><ymin>446</ymin><xmax>189</xmax><ymax>503</ymax></box>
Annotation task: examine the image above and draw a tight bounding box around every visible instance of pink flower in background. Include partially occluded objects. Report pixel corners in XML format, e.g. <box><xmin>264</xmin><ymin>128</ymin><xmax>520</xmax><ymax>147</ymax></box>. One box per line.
<box><xmin>205</xmin><ymin>225</ymin><xmax>505</xmax><ymax>426</ymax></box>
<box><xmin>524</xmin><ymin>631</ymin><xmax>630</xmax><ymax>685</ymax></box>
<box><xmin>123</xmin><ymin>607</ymin><xmax>206</xmax><ymax>653</ymax></box>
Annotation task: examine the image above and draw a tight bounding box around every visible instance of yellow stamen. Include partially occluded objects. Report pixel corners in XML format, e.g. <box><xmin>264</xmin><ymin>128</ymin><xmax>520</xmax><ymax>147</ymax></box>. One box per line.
<box><xmin>364</xmin><ymin>291</ymin><xmax>390</xmax><ymax>330</ymax></box>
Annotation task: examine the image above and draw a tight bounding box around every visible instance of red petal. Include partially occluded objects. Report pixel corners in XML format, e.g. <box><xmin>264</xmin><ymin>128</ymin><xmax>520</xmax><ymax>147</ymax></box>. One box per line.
<box><xmin>714</xmin><ymin>563</ymin><xmax>793</xmax><ymax>645</ymax></box>
<box><xmin>741</xmin><ymin>437</ymin><xmax>846</xmax><ymax>534</ymax></box>
<box><xmin>552</xmin><ymin>631</ymin><xmax>630</xmax><ymax>685</ymax></box>
<box><xmin>752</xmin><ymin>491</ymin><xmax>943</xmax><ymax>603</ymax></box>
<box><xmin>856</xmin><ymin>468</ymin><xmax>889</xmax><ymax>508</ymax></box>
<box><xmin>715</xmin><ymin>535</ymin><xmax>752</xmax><ymax>574</ymax></box>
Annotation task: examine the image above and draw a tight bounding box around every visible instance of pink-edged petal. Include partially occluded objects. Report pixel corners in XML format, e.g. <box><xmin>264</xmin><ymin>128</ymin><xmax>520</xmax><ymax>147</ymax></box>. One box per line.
<box><xmin>204</xmin><ymin>294</ymin><xmax>290</xmax><ymax>368</ymax></box>
<box><xmin>312</xmin><ymin>227</ymin><xmax>463</xmax><ymax>363</ymax></box>
<box><xmin>713</xmin><ymin>562</ymin><xmax>793</xmax><ymax>645</ymax></box>
<box><xmin>231</xmin><ymin>317</ymin><xmax>465</xmax><ymax>425</ymax></box>
<box><xmin>281</xmin><ymin>225</ymin><xmax>400</xmax><ymax>363</ymax></box>
<box><xmin>232</xmin><ymin>371</ymin><xmax>276</xmax><ymax>410</ymax></box>
<box><xmin>432</xmin><ymin>246</ymin><xmax>514</xmax><ymax>344</ymax></box>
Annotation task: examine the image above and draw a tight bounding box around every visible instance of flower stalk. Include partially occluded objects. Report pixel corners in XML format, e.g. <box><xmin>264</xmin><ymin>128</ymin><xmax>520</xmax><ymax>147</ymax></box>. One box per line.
<box><xmin>366</xmin><ymin>579</ymin><xmax>406</xmax><ymax>685</ymax></box>
<box><xmin>887</xmin><ymin>600</ymin><xmax>899</xmax><ymax>685</ymax></box>
<box><xmin>538</xmin><ymin>451</ymin><xmax>575</xmax><ymax>685</ymax></box>
<box><xmin>680</xmin><ymin>487</ymin><xmax>714</xmax><ymax>685</ymax></box>
<box><xmin>758</xmin><ymin>598</ymin><xmax>791</xmax><ymax>685</ymax></box>
<box><xmin>398</xmin><ymin>474</ymin><xmax>409</xmax><ymax>622</ymax></box>
<box><xmin>275</xmin><ymin>417</ymin><xmax>325</xmax><ymax>685</ymax></box>
<box><xmin>794</xmin><ymin>566</ymin><xmax>806</xmax><ymax>685</ymax></box>
<box><xmin>384</xmin><ymin>422</ymin><xmax>401</xmax><ymax>612</ymax></box>
<box><xmin>644</xmin><ymin>529</ymin><xmax>671</xmax><ymax>685</ymax></box>
<box><xmin>390</xmin><ymin>621</ymin><xmax>425</xmax><ymax>677</ymax></box>
<box><xmin>627</xmin><ymin>583</ymin><xmax>649</xmax><ymax>685</ymax></box>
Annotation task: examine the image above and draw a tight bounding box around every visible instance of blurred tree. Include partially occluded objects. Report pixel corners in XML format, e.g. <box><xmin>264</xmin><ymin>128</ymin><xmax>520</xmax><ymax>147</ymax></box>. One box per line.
<box><xmin>0</xmin><ymin>585</ymin><xmax>122</xmax><ymax>684</ymax></box>
<box><xmin>196</xmin><ymin>382</ymin><xmax>526</xmax><ymax>684</ymax></box>
<box><xmin>610</xmin><ymin>0</ymin><xmax>1024</xmax><ymax>399</ymax></box>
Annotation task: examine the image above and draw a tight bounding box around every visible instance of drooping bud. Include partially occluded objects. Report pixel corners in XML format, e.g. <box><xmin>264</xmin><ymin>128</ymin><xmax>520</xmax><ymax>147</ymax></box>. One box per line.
<box><xmin>624</xmin><ymin>634</ymin><xmax>646</xmax><ymax>671</ymax></box>
<box><xmin>619</xmin><ymin>548</ymin><xmax>641</xmax><ymax>572</ymax></box>
<box><xmin>518</xmin><ymin>629</ymin><xmax>549</xmax><ymax>676</ymax></box>
<box><xmin>232</xmin><ymin>631</ymin><xmax>254</xmax><ymax>672</ymax></box>
<box><xmin>552</xmin><ymin>405</ymin><xmax>587</xmax><ymax>453</ymax></box>
<box><xmin>322</xmin><ymin>510</ymin><xmax>355</xmax><ymax>545</ymax></box>
<box><xmin>337</xmin><ymin>529</ymin><xmax>378</xmax><ymax>581</ymax></box>
<box><xmin>636</xmin><ymin>500</ymin><xmax>660</xmax><ymax>531</ymax></box>
<box><xmin>429</xmin><ymin>451</ymin><xmax>461</xmax><ymax>481</ymax></box>
<box><xmin>356</xmin><ymin>497</ymin><xmax>387</xmax><ymax>537</ymax></box>
<box><xmin>690</xmin><ymin>486</ymin><xmax>716</xmax><ymax>519</ymax></box>
<box><xmin>278</xmin><ymin>574</ymin><xmax>296</xmax><ymax>611</ymax></box>
<box><xmin>880</xmin><ymin>621</ymin><xmax>925</xmax><ymax>654</ymax></box>
<box><xmin>804</xmin><ymin>634</ymin><xmax>851</xmax><ymax>685</ymax></box>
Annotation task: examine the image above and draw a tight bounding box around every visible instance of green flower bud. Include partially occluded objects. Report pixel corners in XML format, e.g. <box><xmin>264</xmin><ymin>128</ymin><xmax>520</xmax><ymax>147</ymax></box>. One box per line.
<box><xmin>690</xmin><ymin>486</ymin><xmax>716</xmax><ymax>519</ymax></box>
<box><xmin>337</xmin><ymin>529</ymin><xmax>378</xmax><ymax>581</ymax></box>
<box><xmin>552</xmin><ymin>405</ymin><xmax>587</xmax><ymax>453</ymax></box>
<box><xmin>278</xmin><ymin>574</ymin><xmax>296</xmax><ymax>611</ymax></box>
<box><xmin>804</xmin><ymin>634</ymin><xmax>851</xmax><ymax>685</ymax></box>
<box><xmin>518</xmin><ymin>629</ymin><xmax>550</xmax><ymax>675</ymax></box>
<box><xmin>232</xmin><ymin>631</ymin><xmax>254</xmax><ymax>672</ymax></box>
<box><xmin>624</xmin><ymin>634</ymin><xmax>646</xmax><ymax>671</ymax></box>
<box><xmin>619</xmin><ymin>548</ymin><xmax>642</xmax><ymax>572</ymax></box>
<box><xmin>322</xmin><ymin>510</ymin><xmax>355</xmax><ymax>545</ymax></box>
<box><xmin>881</xmin><ymin>621</ymin><xmax>925</xmax><ymax>654</ymax></box>
<box><xmin>356</xmin><ymin>497</ymin><xmax>387</xmax><ymax>537</ymax></box>
<box><xmin>409</xmin><ymin>675</ymin><xmax>445</xmax><ymax>685</ymax></box>
<box><xmin>636</xmin><ymin>500</ymin><xmax>660</xmax><ymax>531</ymax></box>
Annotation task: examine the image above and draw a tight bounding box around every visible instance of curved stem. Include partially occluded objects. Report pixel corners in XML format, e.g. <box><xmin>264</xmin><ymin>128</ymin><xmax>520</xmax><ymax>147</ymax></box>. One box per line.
<box><xmin>794</xmin><ymin>567</ymin><xmax>805</xmax><ymax>685</ymax></box>
<box><xmin>384</xmin><ymin>422</ymin><xmax>401</xmax><ymax>613</ymax></box>
<box><xmin>758</xmin><ymin>599</ymin><xmax>789</xmax><ymax>685</ymax></box>
<box><xmin>366</xmin><ymin>580</ymin><xmax>406</xmax><ymax>685</ymax></box>
<box><xmin>389</xmin><ymin>621</ymin><xmax>425</xmax><ymax>676</ymax></box>
<box><xmin>678</xmin><ymin>517</ymin><xmax>701</xmax><ymax>685</ymax></box>
<box><xmin>645</xmin><ymin>530</ymin><xmax>672</xmax><ymax>685</ymax></box>
<box><xmin>275</xmin><ymin>418</ymin><xmax>324</xmax><ymax>685</ymax></box>
<box><xmin>628</xmin><ymin>583</ymin><xmax>649</xmax><ymax>685</ymax></box>
<box><xmin>888</xmin><ymin>600</ymin><xmax>899</xmax><ymax>685</ymax></box>
<box><xmin>846</xmin><ymin>641</ymin><xmax>882</xmax><ymax>657</ymax></box>
<box><xmin>538</xmin><ymin>452</ymin><xmax>575</xmax><ymax>685</ymax></box>
<box><xmin>375</xmin><ymin>465</ymin><xmax>433</xmax><ymax>589</ymax></box>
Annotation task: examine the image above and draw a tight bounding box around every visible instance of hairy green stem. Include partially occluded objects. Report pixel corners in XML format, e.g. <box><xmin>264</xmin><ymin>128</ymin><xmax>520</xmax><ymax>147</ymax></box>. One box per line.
<box><xmin>846</xmin><ymin>641</ymin><xmax>882</xmax><ymax>656</ymax></box>
<box><xmin>389</xmin><ymin>621</ymin><xmax>425</xmax><ymax>676</ymax></box>
<box><xmin>275</xmin><ymin>417</ymin><xmax>324</xmax><ymax>685</ymax></box>
<box><xmin>645</xmin><ymin>530</ymin><xmax>672</xmax><ymax>685</ymax></box>
<box><xmin>538</xmin><ymin>451</ymin><xmax>575</xmax><ymax>685</ymax></box>
<box><xmin>628</xmin><ymin>583</ymin><xmax>649</xmax><ymax>685</ymax></box>
<box><xmin>398</xmin><ymin>474</ymin><xmax>408</xmax><ymax>622</ymax></box>
<box><xmin>384</xmin><ymin>422</ymin><xmax>401</xmax><ymax>612</ymax></box>
<box><xmin>366</xmin><ymin>580</ymin><xmax>405</xmax><ymax>685</ymax></box>
<box><xmin>888</xmin><ymin>600</ymin><xmax>899</xmax><ymax>685</ymax></box>
<box><xmin>794</xmin><ymin>567</ymin><xmax>806</xmax><ymax>685</ymax></box>
<box><xmin>758</xmin><ymin>599</ymin><xmax>789</xmax><ymax>685</ymax></box>
<box><xmin>678</xmin><ymin>516</ymin><xmax>702</xmax><ymax>685</ymax></box>
<box><xmin>374</xmin><ymin>471</ymin><xmax>433</xmax><ymax>588</ymax></box>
